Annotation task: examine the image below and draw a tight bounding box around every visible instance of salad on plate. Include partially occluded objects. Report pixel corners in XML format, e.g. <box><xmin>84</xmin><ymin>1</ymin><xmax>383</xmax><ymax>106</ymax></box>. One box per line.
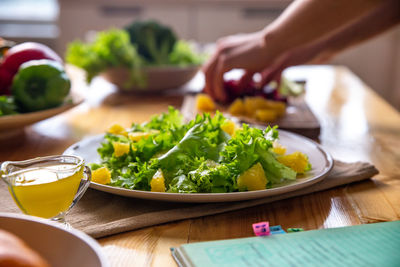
<box><xmin>90</xmin><ymin>107</ymin><xmax>311</xmax><ymax>193</ymax></box>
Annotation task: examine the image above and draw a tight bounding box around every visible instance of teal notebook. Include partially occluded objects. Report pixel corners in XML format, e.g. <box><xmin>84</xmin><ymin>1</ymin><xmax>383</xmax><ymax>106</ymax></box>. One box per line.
<box><xmin>171</xmin><ymin>221</ymin><xmax>400</xmax><ymax>267</ymax></box>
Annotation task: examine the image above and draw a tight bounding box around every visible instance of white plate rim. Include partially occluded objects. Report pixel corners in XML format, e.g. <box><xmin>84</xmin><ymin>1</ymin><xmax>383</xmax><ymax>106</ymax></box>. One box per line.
<box><xmin>0</xmin><ymin>212</ymin><xmax>109</xmax><ymax>267</ymax></box>
<box><xmin>63</xmin><ymin>130</ymin><xmax>333</xmax><ymax>203</ymax></box>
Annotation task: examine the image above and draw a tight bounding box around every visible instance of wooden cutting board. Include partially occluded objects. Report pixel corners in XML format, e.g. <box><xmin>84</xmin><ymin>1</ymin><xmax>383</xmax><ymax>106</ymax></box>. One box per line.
<box><xmin>181</xmin><ymin>94</ymin><xmax>321</xmax><ymax>140</ymax></box>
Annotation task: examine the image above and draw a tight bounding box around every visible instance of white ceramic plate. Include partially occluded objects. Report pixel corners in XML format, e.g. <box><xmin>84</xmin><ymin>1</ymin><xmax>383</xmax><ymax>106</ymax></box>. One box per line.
<box><xmin>0</xmin><ymin>212</ymin><xmax>109</xmax><ymax>267</ymax></box>
<box><xmin>64</xmin><ymin>130</ymin><xmax>333</xmax><ymax>202</ymax></box>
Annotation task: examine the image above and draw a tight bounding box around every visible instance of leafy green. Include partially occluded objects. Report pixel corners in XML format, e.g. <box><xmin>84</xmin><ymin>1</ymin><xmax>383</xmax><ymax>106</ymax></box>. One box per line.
<box><xmin>66</xmin><ymin>29</ymin><xmax>144</xmax><ymax>85</ymax></box>
<box><xmin>169</xmin><ymin>40</ymin><xmax>203</xmax><ymax>66</ymax></box>
<box><xmin>188</xmin><ymin>161</ymin><xmax>234</xmax><ymax>193</ymax></box>
<box><xmin>142</xmin><ymin>106</ymin><xmax>184</xmax><ymax>131</ymax></box>
<box><xmin>256</xmin><ymin>145</ymin><xmax>296</xmax><ymax>184</ymax></box>
<box><xmin>94</xmin><ymin>107</ymin><xmax>307</xmax><ymax>193</ymax></box>
<box><xmin>220</xmin><ymin>125</ymin><xmax>295</xmax><ymax>186</ymax></box>
<box><xmin>159</xmin><ymin>113</ymin><xmax>229</xmax><ymax>165</ymax></box>
<box><xmin>157</xmin><ymin>112</ymin><xmax>230</xmax><ymax>184</ymax></box>
<box><xmin>168</xmin><ymin>175</ymin><xmax>198</xmax><ymax>193</ymax></box>
<box><xmin>0</xmin><ymin>96</ymin><xmax>18</xmax><ymax>116</ymax></box>
<box><xmin>125</xmin><ymin>20</ymin><xmax>177</xmax><ymax>65</ymax></box>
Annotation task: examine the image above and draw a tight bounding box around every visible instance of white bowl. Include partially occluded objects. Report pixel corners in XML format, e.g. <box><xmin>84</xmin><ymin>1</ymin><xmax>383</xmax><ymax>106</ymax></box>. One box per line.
<box><xmin>0</xmin><ymin>88</ymin><xmax>83</xmax><ymax>140</ymax></box>
<box><xmin>0</xmin><ymin>101</ymin><xmax>80</xmax><ymax>131</ymax></box>
<box><xmin>0</xmin><ymin>213</ymin><xmax>109</xmax><ymax>267</ymax></box>
<box><xmin>101</xmin><ymin>65</ymin><xmax>199</xmax><ymax>92</ymax></box>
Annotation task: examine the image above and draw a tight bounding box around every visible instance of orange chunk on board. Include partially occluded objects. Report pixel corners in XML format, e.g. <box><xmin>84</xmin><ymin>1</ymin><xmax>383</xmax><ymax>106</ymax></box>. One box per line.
<box><xmin>228</xmin><ymin>98</ymin><xmax>246</xmax><ymax>116</ymax></box>
<box><xmin>255</xmin><ymin>109</ymin><xmax>279</xmax><ymax>122</ymax></box>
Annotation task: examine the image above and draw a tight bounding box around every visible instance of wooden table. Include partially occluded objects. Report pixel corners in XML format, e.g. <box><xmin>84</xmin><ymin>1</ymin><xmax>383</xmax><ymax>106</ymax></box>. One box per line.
<box><xmin>1</xmin><ymin>66</ymin><xmax>399</xmax><ymax>266</ymax></box>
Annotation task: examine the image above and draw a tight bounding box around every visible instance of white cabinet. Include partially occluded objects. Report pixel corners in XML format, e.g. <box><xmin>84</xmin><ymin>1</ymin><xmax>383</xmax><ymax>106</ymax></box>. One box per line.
<box><xmin>196</xmin><ymin>6</ymin><xmax>281</xmax><ymax>42</ymax></box>
<box><xmin>57</xmin><ymin>0</ymin><xmax>288</xmax><ymax>54</ymax></box>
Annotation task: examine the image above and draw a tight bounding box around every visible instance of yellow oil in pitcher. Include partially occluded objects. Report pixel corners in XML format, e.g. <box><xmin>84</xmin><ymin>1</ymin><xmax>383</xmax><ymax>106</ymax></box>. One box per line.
<box><xmin>10</xmin><ymin>163</ymin><xmax>83</xmax><ymax>219</ymax></box>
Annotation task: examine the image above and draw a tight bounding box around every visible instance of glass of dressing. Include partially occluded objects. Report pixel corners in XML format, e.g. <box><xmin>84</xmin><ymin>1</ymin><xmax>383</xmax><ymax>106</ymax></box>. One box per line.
<box><xmin>0</xmin><ymin>155</ymin><xmax>91</xmax><ymax>228</ymax></box>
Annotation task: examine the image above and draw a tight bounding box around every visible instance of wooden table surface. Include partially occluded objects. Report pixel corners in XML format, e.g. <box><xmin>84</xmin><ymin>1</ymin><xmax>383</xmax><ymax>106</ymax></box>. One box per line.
<box><xmin>1</xmin><ymin>65</ymin><xmax>399</xmax><ymax>266</ymax></box>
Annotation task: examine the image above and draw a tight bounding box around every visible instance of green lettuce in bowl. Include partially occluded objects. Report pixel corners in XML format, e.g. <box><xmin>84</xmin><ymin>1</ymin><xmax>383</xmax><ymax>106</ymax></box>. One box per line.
<box><xmin>66</xmin><ymin>21</ymin><xmax>203</xmax><ymax>91</ymax></box>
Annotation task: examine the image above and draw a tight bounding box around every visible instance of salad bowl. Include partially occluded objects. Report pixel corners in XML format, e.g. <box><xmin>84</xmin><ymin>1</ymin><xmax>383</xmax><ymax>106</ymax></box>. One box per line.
<box><xmin>101</xmin><ymin>65</ymin><xmax>200</xmax><ymax>92</ymax></box>
<box><xmin>0</xmin><ymin>212</ymin><xmax>109</xmax><ymax>267</ymax></box>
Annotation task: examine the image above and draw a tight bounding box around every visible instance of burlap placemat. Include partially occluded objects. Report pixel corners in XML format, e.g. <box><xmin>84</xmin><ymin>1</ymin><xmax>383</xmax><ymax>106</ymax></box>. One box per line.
<box><xmin>0</xmin><ymin>160</ymin><xmax>378</xmax><ymax>238</ymax></box>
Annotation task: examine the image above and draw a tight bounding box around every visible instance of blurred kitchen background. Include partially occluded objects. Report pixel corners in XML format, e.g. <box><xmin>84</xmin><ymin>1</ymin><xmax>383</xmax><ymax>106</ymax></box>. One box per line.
<box><xmin>1</xmin><ymin>0</ymin><xmax>399</xmax><ymax>110</ymax></box>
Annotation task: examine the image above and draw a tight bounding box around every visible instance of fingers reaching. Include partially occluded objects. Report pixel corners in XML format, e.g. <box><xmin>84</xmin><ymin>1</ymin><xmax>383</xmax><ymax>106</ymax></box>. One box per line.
<box><xmin>203</xmin><ymin>41</ymin><xmax>232</xmax><ymax>102</ymax></box>
<box><xmin>203</xmin><ymin>30</ymin><xmax>282</xmax><ymax>102</ymax></box>
<box><xmin>213</xmin><ymin>56</ymin><xmax>227</xmax><ymax>102</ymax></box>
<box><xmin>202</xmin><ymin>53</ymin><xmax>218</xmax><ymax>99</ymax></box>
<box><xmin>260</xmin><ymin>66</ymin><xmax>284</xmax><ymax>88</ymax></box>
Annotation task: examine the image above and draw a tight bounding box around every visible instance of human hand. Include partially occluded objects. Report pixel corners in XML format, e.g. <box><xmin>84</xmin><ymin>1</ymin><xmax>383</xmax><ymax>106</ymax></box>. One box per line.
<box><xmin>202</xmin><ymin>30</ymin><xmax>278</xmax><ymax>102</ymax></box>
<box><xmin>202</xmin><ymin>0</ymin><xmax>383</xmax><ymax>103</ymax></box>
<box><xmin>202</xmin><ymin>30</ymin><xmax>332</xmax><ymax>102</ymax></box>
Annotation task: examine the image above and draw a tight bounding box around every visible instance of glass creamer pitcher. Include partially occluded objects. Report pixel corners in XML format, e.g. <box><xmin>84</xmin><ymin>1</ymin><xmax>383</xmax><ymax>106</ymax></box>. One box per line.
<box><xmin>1</xmin><ymin>155</ymin><xmax>91</xmax><ymax>227</ymax></box>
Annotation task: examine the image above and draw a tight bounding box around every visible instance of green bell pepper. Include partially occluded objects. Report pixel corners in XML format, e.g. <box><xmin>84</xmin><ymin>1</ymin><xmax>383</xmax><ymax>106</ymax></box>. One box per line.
<box><xmin>11</xmin><ymin>59</ymin><xmax>70</xmax><ymax>112</ymax></box>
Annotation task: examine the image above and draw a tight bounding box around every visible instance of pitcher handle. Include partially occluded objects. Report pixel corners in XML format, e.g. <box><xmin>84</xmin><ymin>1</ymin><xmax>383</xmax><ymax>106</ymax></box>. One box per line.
<box><xmin>69</xmin><ymin>166</ymin><xmax>91</xmax><ymax>210</ymax></box>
